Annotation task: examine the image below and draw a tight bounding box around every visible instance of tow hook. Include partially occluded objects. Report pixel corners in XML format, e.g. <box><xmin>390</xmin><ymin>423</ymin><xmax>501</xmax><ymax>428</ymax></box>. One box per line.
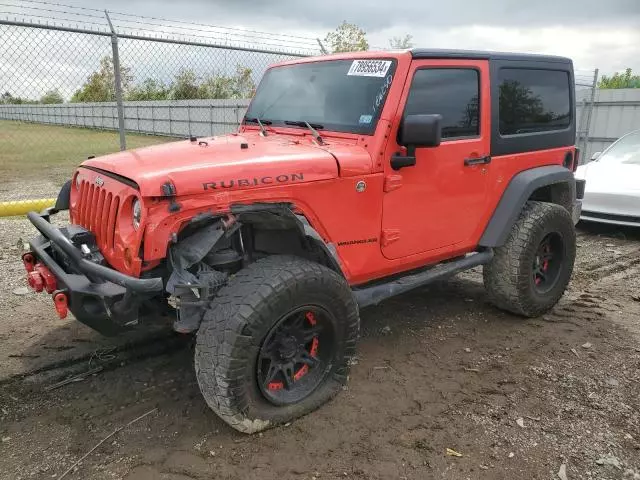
<box><xmin>26</xmin><ymin>262</ymin><xmax>58</xmax><ymax>294</ymax></box>
<box><xmin>53</xmin><ymin>291</ymin><xmax>69</xmax><ymax>319</ymax></box>
<box><xmin>22</xmin><ymin>252</ymin><xmax>35</xmax><ymax>272</ymax></box>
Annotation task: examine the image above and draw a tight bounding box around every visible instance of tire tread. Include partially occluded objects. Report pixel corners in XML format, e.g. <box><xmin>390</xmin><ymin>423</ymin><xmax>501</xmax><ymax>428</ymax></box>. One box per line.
<box><xmin>195</xmin><ymin>255</ymin><xmax>359</xmax><ymax>433</ymax></box>
<box><xmin>483</xmin><ymin>201</ymin><xmax>576</xmax><ymax>317</ymax></box>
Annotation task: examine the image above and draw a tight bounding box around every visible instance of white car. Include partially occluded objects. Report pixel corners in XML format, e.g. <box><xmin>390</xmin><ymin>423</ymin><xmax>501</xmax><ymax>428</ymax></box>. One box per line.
<box><xmin>575</xmin><ymin>129</ymin><xmax>640</xmax><ymax>227</ymax></box>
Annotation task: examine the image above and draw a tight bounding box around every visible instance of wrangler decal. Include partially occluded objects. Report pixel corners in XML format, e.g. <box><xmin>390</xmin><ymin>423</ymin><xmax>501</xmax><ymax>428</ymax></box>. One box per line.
<box><xmin>203</xmin><ymin>173</ymin><xmax>304</xmax><ymax>190</ymax></box>
<box><xmin>337</xmin><ymin>238</ymin><xmax>378</xmax><ymax>247</ymax></box>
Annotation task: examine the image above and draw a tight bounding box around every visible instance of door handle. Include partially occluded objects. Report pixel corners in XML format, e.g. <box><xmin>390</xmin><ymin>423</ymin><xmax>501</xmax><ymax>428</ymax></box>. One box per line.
<box><xmin>464</xmin><ymin>155</ymin><xmax>491</xmax><ymax>166</ymax></box>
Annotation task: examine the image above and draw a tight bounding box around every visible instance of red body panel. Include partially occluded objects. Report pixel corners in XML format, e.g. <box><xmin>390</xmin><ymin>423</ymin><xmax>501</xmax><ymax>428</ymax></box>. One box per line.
<box><xmin>82</xmin><ymin>134</ymin><xmax>340</xmax><ymax>197</ymax></box>
<box><xmin>70</xmin><ymin>50</ymin><xmax>572</xmax><ymax>286</ymax></box>
<box><xmin>381</xmin><ymin>59</ymin><xmax>492</xmax><ymax>258</ymax></box>
<box><xmin>71</xmin><ymin>171</ymin><xmax>144</xmax><ymax>276</ymax></box>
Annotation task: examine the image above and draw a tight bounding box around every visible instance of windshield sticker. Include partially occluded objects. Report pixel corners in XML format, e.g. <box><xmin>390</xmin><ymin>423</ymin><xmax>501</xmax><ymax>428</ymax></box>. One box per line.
<box><xmin>372</xmin><ymin>74</ymin><xmax>393</xmax><ymax>112</ymax></box>
<box><xmin>359</xmin><ymin>114</ymin><xmax>373</xmax><ymax>124</ymax></box>
<box><xmin>347</xmin><ymin>60</ymin><xmax>392</xmax><ymax>77</ymax></box>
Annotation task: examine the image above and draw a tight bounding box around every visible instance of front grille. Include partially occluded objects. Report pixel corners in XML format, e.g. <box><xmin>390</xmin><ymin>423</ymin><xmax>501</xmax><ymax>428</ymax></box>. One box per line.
<box><xmin>77</xmin><ymin>180</ymin><xmax>120</xmax><ymax>249</ymax></box>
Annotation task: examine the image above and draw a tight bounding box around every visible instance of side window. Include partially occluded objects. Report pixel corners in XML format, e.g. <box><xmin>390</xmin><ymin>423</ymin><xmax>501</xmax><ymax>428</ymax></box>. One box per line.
<box><xmin>498</xmin><ymin>68</ymin><xmax>571</xmax><ymax>135</ymax></box>
<box><xmin>404</xmin><ymin>68</ymin><xmax>479</xmax><ymax>139</ymax></box>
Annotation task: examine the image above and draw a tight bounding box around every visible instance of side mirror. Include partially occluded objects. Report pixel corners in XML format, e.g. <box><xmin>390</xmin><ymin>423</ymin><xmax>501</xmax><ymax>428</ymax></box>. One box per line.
<box><xmin>391</xmin><ymin>114</ymin><xmax>442</xmax><ymax>170</ymax></box>
<box><xmin>399</xmin><ymin>114</ymin><xmax>442</xmax><ymax>151</ymax></box>
<box><xmin>590</xmin><ymin>151</ymin><xmax>601</xmax><ymax>162</ymax></box>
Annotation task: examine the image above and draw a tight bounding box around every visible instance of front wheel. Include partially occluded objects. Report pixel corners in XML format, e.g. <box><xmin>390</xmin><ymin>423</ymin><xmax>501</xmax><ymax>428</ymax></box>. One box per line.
<box><xmin>483</xmin><ymin>201</ymin><xmax>576</xmax><ymax>317</ymax></box>
<box><xmin>195</xmin><ymin>255</ymin><xmax>359</xmax><ymax>433</ymax></box>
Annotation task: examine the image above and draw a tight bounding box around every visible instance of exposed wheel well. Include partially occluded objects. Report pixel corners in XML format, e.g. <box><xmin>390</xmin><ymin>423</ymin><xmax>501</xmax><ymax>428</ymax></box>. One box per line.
<box><xmin>230</xmin><ymin>203</ymin><xmax>343</xmax><ymax>276</ymax></box>
<box><xmin>528</xmin><ymin>181</ymin><xmax>573</xmax><ymax>213</ymax></box>
<box><xmin>248</xmin><ymin>225</ymin><xmax>342</xmax><ymax>275</ymax></box>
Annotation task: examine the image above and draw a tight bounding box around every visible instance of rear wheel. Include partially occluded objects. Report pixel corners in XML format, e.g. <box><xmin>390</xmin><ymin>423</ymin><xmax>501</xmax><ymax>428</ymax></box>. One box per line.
<box><xmin>195</xmin><ymin>255</ymin><xmax>359</xmax><ymax>433</ymax></box>
<box><xmin>483</xmin><ymin>201</ymin><xmax>576</xmax><ymax>317</ymax></box>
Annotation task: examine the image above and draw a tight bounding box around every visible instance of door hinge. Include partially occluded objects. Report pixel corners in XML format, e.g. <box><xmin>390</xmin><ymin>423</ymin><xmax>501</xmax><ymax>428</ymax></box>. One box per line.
<box><xmin>381</xmin><ymin>229</ymin><xmax>400</xmax><ymax>247</ymax></box>
<box><xmin>383</xmin><ymin>174</ymin><xmax>403</xmax><ymax>193</ymax></box>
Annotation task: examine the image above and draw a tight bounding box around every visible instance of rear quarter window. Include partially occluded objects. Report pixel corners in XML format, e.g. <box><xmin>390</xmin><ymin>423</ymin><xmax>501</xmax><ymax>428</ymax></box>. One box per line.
<box><xmin>498</xmin><ymin>68</ymin><xmax>571</xmax><ymax>136</ymax></box>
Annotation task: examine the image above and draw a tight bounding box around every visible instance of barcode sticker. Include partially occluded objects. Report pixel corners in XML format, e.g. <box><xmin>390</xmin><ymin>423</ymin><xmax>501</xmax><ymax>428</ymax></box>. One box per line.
<box><xmin>347</xmin><ymin>60</ymin><xmax>392</xmax><ymax>77</ymax></box>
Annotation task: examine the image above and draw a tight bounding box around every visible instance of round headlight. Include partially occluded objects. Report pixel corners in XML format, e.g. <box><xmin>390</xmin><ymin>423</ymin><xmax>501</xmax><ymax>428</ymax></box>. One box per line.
<box><xmin>132</xmin><ymin>198</ymin><xmax>142</xmax><ymax>230</ymax></box>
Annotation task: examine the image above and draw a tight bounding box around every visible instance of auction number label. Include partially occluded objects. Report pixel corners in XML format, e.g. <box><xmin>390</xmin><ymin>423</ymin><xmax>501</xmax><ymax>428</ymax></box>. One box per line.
<box><xmin>347</xmin><ymin>60</ymin><xmax>392</xmax><ymax>77</ymax></box>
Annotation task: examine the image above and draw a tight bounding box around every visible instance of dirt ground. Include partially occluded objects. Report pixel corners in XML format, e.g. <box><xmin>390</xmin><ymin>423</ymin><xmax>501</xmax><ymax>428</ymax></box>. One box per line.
<box><xmin>1</xmin><ymin>209</ymin><xmax>639</xmax><ymax>480</ymax></box>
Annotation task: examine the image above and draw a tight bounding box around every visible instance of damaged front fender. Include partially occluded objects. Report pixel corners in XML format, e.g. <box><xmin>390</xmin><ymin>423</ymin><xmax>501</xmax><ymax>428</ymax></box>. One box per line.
<box><xmin>167</xmin><ymin>203</ymin><xmax>345</xmax><ymax>334</ymax></box>
<box><xmin>230</xmin><ymin>202</ymin><xmax>344</xmax><ymax>277</ymax></box>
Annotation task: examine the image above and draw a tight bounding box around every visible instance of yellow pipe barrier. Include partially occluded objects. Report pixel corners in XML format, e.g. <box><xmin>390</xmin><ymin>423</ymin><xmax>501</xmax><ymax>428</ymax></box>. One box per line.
<box><xmin>0</xmin><ymin>199</ymin><xmax>56</xmax><ymax>217</ymax></box>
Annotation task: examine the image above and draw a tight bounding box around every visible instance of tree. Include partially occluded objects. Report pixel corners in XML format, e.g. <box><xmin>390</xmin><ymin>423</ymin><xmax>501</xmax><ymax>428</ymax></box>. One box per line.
<box><xmin>70</xmin><ymin>60</ymin><xmax>255</xmax><ymax>103</ymax></box>
<box><xmin>0</xmin><ymin>92</ymin><xmax>36</xmax><ymax>104</ymax></box>
<box><xmin>127</xmin><ymin>79</ymin><xmax>170</xmax><ymax>101</ymax></box>
<box><xmin>198</xmin><ymin>71</ymin><xmax>232</xmax><ymax>99</ymax></box>
<box><xmin>598</xmin><ymin>68</ymin><xmax>640</xmax><ymax>89</ymax></box>
<box><xmin>1</xmin><ymin>92</ymin><xmax>15</xmax><ymax>104</ymax></box>
<box><xmin>389</xmin><ymin>34</ymin><xmax>414</xmax><ymax>49</ymax></box>
<box><xmin>230</xmin><ymin>66</ymin><xmax>255</xmax><ymax>98</ymax></box>
<box><xmin>459</xmin><ymin>94</ymin><xmax>479</xmax><ymax>131</ymax></box>
<box><xmin>170</xmin><ymin>67</ymin><xmax>256</xmax><ymax>100</ymax></box>
<box><xmin>498</xmin><ymin>80</ymin><xmax>545</xmax><ymax>134</ymax></box>
<box><xmin>40</xmin><ymin>89</ymin><xmax>64</xmax><ymax>104</ymax></box>
<box><xmin>170</xmin><ymin>69</ymin><xmax>201</xmax><ymax>100</ymax></box>
<box><xmin>71</xmin><ymin>56</ymin><xmax>132</xmax><ymax>102</ymax></box>
<box><xmin>324</xmin><ymin>21</ymin><xmax>369</xmax><ymax>53</ymax></box>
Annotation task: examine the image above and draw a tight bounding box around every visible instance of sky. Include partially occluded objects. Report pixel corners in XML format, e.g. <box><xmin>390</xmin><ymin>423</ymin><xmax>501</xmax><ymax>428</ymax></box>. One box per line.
<box><xmin>69</xmin><ymin>0</ymin><xmax>640</xmax><ymax>75</ymax></box>
<box><xmin>1</xmin><ymin>0</ymin><xmax>639</xmax><ymax>99</ymax></box>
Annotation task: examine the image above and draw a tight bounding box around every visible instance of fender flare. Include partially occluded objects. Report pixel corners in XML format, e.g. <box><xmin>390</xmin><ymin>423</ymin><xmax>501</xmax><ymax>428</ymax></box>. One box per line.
<box><xmin>479</xmin><ymin>165</ymin><xmax>576</xmax><ymax>247</ymax></box>
<box><xmin>294</xmin><ymin>214</ymin><xmax>345</xmax><ymax>276</ymax></box>
<box><xmin>54</xmin><ymin>180</ymin><xmax>72</xmax><ymax>211</ymax></box>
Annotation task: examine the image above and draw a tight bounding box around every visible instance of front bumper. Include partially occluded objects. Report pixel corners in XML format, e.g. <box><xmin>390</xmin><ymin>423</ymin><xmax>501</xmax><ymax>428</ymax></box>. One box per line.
<box><xmin>25</xmin><ymin>211</ymin><xmax>163</xmax><ymax>335</ymax></box>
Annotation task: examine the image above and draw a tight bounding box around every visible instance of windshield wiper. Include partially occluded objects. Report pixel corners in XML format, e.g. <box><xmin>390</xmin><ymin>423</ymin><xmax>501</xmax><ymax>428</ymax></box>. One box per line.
<box><xmin>244</xmin><ymin>116</ymin><xmax>272</xmax><ymax>136</ymax></box>
<box><xmin>284</xmin><ymin>120</ymin><xmax>324</xmax><ymax>145</ymax></box>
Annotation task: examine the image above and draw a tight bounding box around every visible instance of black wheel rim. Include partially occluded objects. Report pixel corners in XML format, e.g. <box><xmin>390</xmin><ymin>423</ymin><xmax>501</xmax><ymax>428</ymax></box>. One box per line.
<box><xmin>257</xmin><ymin>306</ymin><xmax>334</xmax><ymax>406</ymax></box>
<box><xmin>532</xmin><ymin>232</ymin><xmax>565</xmax><ymax>294</ymax></box>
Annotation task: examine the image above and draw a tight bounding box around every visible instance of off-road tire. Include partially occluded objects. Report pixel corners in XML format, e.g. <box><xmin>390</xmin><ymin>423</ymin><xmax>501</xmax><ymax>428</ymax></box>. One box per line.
<box><xmin>483</xmin><ymin>201</ymin><xmax>576</xmax><ymax>317</ymax></box>
<box><xmin>195</xmin><ymin>255</ymin><xmax>359</xmax><ymax>434</ymax></box>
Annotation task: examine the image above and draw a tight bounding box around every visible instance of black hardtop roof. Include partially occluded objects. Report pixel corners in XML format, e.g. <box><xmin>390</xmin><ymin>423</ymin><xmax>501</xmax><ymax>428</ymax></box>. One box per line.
<box><xmin>410</xmin><ymin>48</ymin><xmax>572</xmax><ymax>64</ymax></box>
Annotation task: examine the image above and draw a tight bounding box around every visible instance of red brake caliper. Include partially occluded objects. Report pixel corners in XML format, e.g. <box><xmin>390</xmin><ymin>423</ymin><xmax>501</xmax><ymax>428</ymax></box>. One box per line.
<box><xmin>535</xmin><ymin>244</ymin><xmax>550</xmax><ymax>285</ymax></box>
<box><xmin>293</xmin><ymin>312</ymin><xmax>318</xmax><ymax>381</ymax></box>
<box><xmin>542</xmin><ymin>244</ymin><xmax>550</xmax><ymax>272</ymax></box>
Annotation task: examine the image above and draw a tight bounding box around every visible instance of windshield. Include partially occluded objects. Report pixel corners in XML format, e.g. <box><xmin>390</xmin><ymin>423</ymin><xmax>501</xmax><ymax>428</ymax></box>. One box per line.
<box><xmin>245</xmin><ymin>59</ymin><xmax>397</xmax><ymax>135</ymax></box>
<box><xmin>599</xmin><ymin>130</ymin><xmax>640</xmax><ymax>165</ymax></box>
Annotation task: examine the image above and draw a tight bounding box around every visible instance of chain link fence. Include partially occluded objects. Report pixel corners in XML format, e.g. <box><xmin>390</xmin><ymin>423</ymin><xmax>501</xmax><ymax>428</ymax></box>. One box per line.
<box><xmin>0</xmin><ymin>9</ymin><xmax>318</xmax><ymax>197</ymax></box>
<box><xmin>0</xmin><ymin>5</ymin><xmax>602</xmax><ymax>199</ymax></box>
<box><xmin>574</xmin><ymin>69</ymin><xmax>600</xmax><ymax>162</ymax></box>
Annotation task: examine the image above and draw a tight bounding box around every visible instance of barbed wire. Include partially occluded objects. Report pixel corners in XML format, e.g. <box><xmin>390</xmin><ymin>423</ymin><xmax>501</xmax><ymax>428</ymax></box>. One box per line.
<box><xmin>0</xmin><ymin>11</ymin><xmax>110</xmax><ymax>30</ymax></box>
<box><xmin>1</xmin><ymin>7</ymin><xmax>319</xmax><ymax>54</ymax></box>
<box><xmin>110</xmin><ymin>21</ymin><xmax>317</xmax><ymax>48</ymax></box>
<box><xmin>7</xmin><ymin>0</ymin><xmax>319</xmax><ymax>44</ymax></box>
<box><xmin>1</xmin><ymin>5</ymin><xmax>318</xmax><ymax>49</ymax></box>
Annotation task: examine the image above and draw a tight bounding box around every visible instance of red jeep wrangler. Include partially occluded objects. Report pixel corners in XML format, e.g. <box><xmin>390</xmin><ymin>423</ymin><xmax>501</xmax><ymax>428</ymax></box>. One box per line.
<box><xmin>24</xmin><ymin>49</ymin><xmax>584</xmax><ymax>433</ymax></box>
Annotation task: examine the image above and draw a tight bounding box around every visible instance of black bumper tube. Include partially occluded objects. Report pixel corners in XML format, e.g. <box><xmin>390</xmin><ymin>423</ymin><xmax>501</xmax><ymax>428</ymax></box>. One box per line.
<box><xmin>28</xmin><ymin>211</ymin><xmax>162</xmax><ymax>293</ymax></box>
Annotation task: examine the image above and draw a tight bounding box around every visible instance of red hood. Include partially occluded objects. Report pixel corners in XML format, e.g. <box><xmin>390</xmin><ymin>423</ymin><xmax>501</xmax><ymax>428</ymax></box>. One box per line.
<box><xmin>81</xmin><ymin>132</ymin><xmax>372</xmax><ymax>197</ymax></box>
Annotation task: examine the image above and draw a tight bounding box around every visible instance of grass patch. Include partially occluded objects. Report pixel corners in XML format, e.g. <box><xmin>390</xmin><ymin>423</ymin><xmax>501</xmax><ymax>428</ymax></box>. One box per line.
<box><xmin>0</xmin><ymin>120</ymin><xmax>175</xmax><ymax>185</ymax></box>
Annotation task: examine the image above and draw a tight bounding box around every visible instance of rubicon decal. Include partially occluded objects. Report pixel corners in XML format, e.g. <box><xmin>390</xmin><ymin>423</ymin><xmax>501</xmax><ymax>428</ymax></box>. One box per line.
<box><xmin>203</xmin><ymin>173</ymin><xmax>304</xmax><ymax>190</ymax></box>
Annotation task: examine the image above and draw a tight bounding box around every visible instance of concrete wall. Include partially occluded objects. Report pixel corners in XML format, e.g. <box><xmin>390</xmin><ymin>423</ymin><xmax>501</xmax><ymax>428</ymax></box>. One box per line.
<box><xmin>576</xmin><ymin>88</ymin><xmax>640</xmax><ymax>161</ymax></box>
<box><xmin>3</xmin><ymin>90</ymin><xmax>640</xmax><ymax>158</ymax></box>
<box><xmin>0</xmin><ymin>99</ymin><xmax>251</xmax><ymax>138</ymax></box>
